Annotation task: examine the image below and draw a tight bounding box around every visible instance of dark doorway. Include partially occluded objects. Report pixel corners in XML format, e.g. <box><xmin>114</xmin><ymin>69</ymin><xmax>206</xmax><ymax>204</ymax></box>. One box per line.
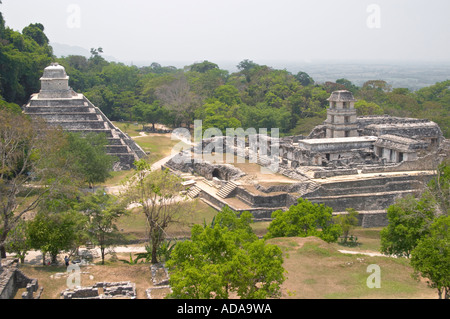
<box><xmin>212</xmin><ymin>168</ymin><xmax>222</xmax><ymax>179</ymax></box>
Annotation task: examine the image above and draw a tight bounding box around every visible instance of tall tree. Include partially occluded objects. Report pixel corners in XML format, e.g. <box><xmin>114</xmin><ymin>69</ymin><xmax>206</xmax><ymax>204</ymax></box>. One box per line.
<box><xmin>0</xmin><ymin>109</ymin><xmax>78</xmax><ymax>268</ymax></box>
<box><xmin>190</xmin><ymin>60</ymin><xmax>219</xmax><ymax>73</ymax></box>
<box><xmin>155</xmin><ymin>75</ymin><xmax>200</xmax><ymax>128</ymax></box>
<box><xmin>167</xmin><ymin>207</ymin><xmax>285</xmax><ymax>299</ymax></box>
<box><xmin>410</xmin><ymin>215</ymin><xmax>450</xmax><ymax>299</ymax></box>
<box><xmin>264</xmin><ymin>198</ymin><xmax>343</xmax><ymax>243</ymax></box>
<box><xmin>22</xmin><ymin>23</ymin><xmax>49</xmax><ymax>46</ymax></box>
<box><xmin>336</xmin><ymin>78</ymin><xmax>358</xmax><ymax>94</ymax></box>
<box><xmin>380</xmin><ymin>162</ymin><xmax>449</xmax><ymax>258</ymax></box>
<box><xmin>76</xmin><ymin>190</ymin><xmax>126</xmax><ymax>265</ymax></box>
<box><xmin>0</xmin><ymin>20</ymin><xmax>52</xmax><ymax>104</ymax></box>
<box><xmin>27</xmin><ymin>210</ymin><xmax>83</xmax><ymax>265</ymax></box>
<box><xmin>333</xmin><ymin>208</ymin><xmax>359</xmax><ymax>244</ymax></box>
<box><xmin>295</xmin><ymin>71</ymin><xmax>314</xmax><ymax>86</ymax></box>
<box><xmin>354</xmin><ymin>99</ymin><xmax>384</xmax><ymax>116</ymax></box>
<box><xmin>4</xmin><ymin>218</ymin><xmax>31</xmax><ymax>264</ymax></box>
<box><xmin>380</xmin><ymin>195</ymin><xmax>436</xmax><ymax>258</ymax></box>
<box><xmin>63</xmin><ymin>132</ymin><xmax>116</xmax><ymax>188</ymax></box>
<box><xmin>122</xmin><ymin>160</ymin><xmax>193</xmax><ymax>263</ymax></box>
<box><xmin>424</xmin><ymin>160</ymin><xmax>450</xmax><ymax>217</ymax></box>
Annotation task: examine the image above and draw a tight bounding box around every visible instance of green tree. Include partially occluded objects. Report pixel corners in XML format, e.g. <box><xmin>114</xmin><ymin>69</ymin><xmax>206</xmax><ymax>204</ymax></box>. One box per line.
<box><xmin>424</xmin><ymin>159</ymin><xmax>450</xmax><ymax>216</ymax></box>
<box><xmin>76</xmin><ymin>190</ymin><xmax>126</xmax><ymax>265</ymax></box>
<box><xmin>0</xmin><ymin>9</ymin><xmax>5</xmax><ymax>39</ymax></box>
<box><xmin>213</xmin><ymin>85</ymin><xmax>242</xmax><ymax>106</ymax></box>
<box><xmin>83</xmin><ymin>85</ymin><xmax>115</xmax><ymax>118</ymax></box>
<box><xmin>0</xmin><ymin>97</ymin><xmax>22</xmax><ymax>114</ymax></box>
<box><xmin>88</xmin><ymin>47</ymin><xmax>108</xmax><ymax>71</ymax></box>
<box><xmin>410</xmin><ymin>215</ymin><xmax>450</xmax><ymax>299</ymax></box>
<box><xmin>0</xmin><ymin>109</ymin><xmax>79</xmax><ymax>267</ymax></box>
<box><xmin>132</xmin><ymin>101</ymin><xmax>168</xmax><ymax>131</ymax></box>
<box><xmin>122</xmin><ymin>162</ymin><xmax>193</xmax><ymax>263</ymax></box>
<box><xmin>358</xmin><ymin>80</ymin><xmax>391</xmax><ymax>104</ymax></box>
<box><xmin>237</xmin><ymin>59</ymin><xmax>258</xmax><ymax>72</ymax></box>
<box><xmin>380</xmin><ymin>195</ymin><xmax>435</xmax><ymax>258</ymax></box>
<box><xmin>64</xmin><ymin>132</ymin><xmax>116</xmax><ymax>188</ymax></box>
<box><xmin>380</xmin><ymin>162</ymin><xmax>449</xmax><ymax>258</ymax></box>
<box><xmin>333</xmin><ymin>208</ymin><xmax>359</xmax><ymax>244</ymax></box>
<box><xmin>0</xmin><ymin>20</ymin><xmax>52</xmax><ymax>104</ymax></box>
<box><xmin>27</xmin><ymin>210</ymin><xmax>83</xmax><ymax>265</ymax></box>
<box><xmin>167</xmin><ymin>207</ymin><xmax>285</xmax><ymax>299</ymax></box>
<box><xmin>354</xmin><ymin>99</ymin><xmax>384</xmax><ymax>116</ymax></box>
<box><xmin>265</xmin><ymin>198</ymin><xmax>342</xmax><ymax>243</ymax></box>
<box><xmin>239</xmin><ymin>102</ymin><xmax>291</xmax><ymax>134</ymax></box>
<box><xmin>236</xmin><ymin>59</ymin><xmax>260</xmax><ymax>83</ymax></box>
<box><xmin>22</xmin><ymin>23</ymin><xmax>49</xmax><ymax>46</ymax></box>
<box><xmin>336</xmin><ymin>78</ymin><xmax>358</xmax><ymax>94</ymax></box>
<box><xmin>295</xmin><ymin>71</ymin><xmax>314</xmax><ymax>86</ymax></box>
<box><xmin>4</xmin><ymin>219</ymin><xmax>31</xmax><ymax>264</ymax></box>
<box><xmin>190</xmin><ymin>60</ymin><xmax>219</xmax><ymax>73</ymax></box>
<box><xmin>195</xmin><ymin>100</ymin><xmax>241</xmax><ymax>133</ymax></box>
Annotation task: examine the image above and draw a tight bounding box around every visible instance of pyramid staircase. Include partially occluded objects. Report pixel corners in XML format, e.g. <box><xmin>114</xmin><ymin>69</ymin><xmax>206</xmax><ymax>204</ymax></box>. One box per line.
<box><xmin>187</xmin><ymin>185</ymin><xmax>202</xmax><ymax>199</ymax></box>
<box><xmin>22</xmin><ymin>63</ymin><xmax>146</xmax><ymax>171</ymax></box>
<box><xmin>23</xmin><ymin>95</ymin><xmax>146</xmax><ymax>170</ymax></box>
<box><xmin>297</xmin><ymin>181</ymin><xmax>321</xmax><ymax>197</ymax></box>
<box><xmin>217</xmin><ymin>181</ymin><xmax>238</xmax><ymax>199</ymax></box>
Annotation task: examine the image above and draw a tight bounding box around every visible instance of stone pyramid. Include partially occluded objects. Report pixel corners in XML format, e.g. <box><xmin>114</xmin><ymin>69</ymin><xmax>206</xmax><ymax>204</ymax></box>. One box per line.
<box><xmin>23</xmin><ymin>63</ymin><xmax>147</xmax><ymax>171</ymax></box>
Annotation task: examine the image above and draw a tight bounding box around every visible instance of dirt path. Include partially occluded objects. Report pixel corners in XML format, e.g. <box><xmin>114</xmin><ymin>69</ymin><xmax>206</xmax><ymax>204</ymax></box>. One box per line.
<box><xmin>6</xmin><ymin>246</ymin><xmax>148</xmax><ymax>266</ymax></box>
<box><xmin>338</xmin><ymin>249</ymin><xmax>395</xmax><ymax>258</ymax></box>
<box><xmin>8</xmin><ymin>245</ymin><xmax>395</xmax><ymax>267</ymax></box>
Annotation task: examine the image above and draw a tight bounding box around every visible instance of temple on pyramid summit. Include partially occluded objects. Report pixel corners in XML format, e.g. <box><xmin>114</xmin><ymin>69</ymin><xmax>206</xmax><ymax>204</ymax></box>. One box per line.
<box><xmin>23</xmin><ymin>63</ymin><xmax>146</xmax><ymax>171</ymax></box>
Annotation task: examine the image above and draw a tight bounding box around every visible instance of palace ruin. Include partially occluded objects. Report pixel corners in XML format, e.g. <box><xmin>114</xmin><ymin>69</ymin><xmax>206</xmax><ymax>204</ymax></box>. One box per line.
<box><xmin>165</xmin><ymin>90</ymin><xmax>449</xmax><ymax>227</ymax></box>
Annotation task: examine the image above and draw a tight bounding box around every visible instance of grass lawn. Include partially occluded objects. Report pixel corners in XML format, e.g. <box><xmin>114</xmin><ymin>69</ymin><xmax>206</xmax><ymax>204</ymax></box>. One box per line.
<box><xmin>112</xmin><ymin>121</ymin><xmax>189</xmax><ymax>162</ymax></box>
<box><xmin>98</xmin><ymin>131</ymin><xmax>189</xmax><ymax>189</ymax></box>
<box><xmin>102</xmin><ymin>170</ymin><xmax>136</xmax><ymax>187</ymax></box>
<box><xmin>112</xmin><ymin>121</ymin><xmax>142</xmax><ymax>137</ymax></box>
<box><xmin>270</xmin><ymin>236</ymin><xmax>437</xmax><ymax>299</ymax></box>
<box><xmin>134</xmin><ymin>134</ymin><xmax>188</xmax><ymax>165</ymax></box>
<box><xmin>334</xmin><ymin>227</ymin><xmax>384</xmax><ymax>253</ymax></box>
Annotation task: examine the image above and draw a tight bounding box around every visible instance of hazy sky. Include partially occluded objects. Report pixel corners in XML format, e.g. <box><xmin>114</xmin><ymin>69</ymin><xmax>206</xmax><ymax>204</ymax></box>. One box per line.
<box><xmin>2</xmin><ymin>0</ymin><xmax>450</xmax><ymax>66</ymax></box>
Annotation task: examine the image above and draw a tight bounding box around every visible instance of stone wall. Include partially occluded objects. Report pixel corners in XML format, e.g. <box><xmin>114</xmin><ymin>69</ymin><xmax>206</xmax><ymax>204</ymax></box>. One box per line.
<box><xmin>313</xmin><ymin>168</ymin><xmax>359</xmax><ymax>179</ymax></box>
<box><xmin>308</xmin><ymin>191</ymin><xmax>410</xmax><ymax>213</ymax></box>
<box><xmin>197</xmin><ymin>169</ymin><xmax>432</xmax><ymax>227</ymax></box>
<box><xmin>332</xmin><ymin>210</ymin><xmax>388</xmax><ymax>228</ymax></box>
<box><xmin>151</xmin><ymin>263</ymin><xmax>169</xmax><ymax>286</ymax></box>
<box><xmin>199</xmin><ymin>191</ymin><xmax>276</xmax><ymax>220</ymax></box>
<box><xmin>362</xmin><ymin>153</ymin><xmax>447</xmax><ymax>174</ymax></box>
<box><xmin>61</xmin><ymin>281</ymin><xmax>136</xmax><ymax>299</ymax></box>
<box><xmin>0</xmin><ymin>260</ymin><xmax>40</xmax><ymax>299</ymax></box>
<box><xmin>357</xmin><ymin>116</ymin><xmax>443</xmax><ymax>143</ymax></box>
<box><xmin>302</xmin><ymin>174</ymin><xmax>431</xmax><ymax>214</ymax></box>
<box><xmin>165</xmin><ymin>155</ymin><xmax>246</xmax><ymax>181</ymax></box>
